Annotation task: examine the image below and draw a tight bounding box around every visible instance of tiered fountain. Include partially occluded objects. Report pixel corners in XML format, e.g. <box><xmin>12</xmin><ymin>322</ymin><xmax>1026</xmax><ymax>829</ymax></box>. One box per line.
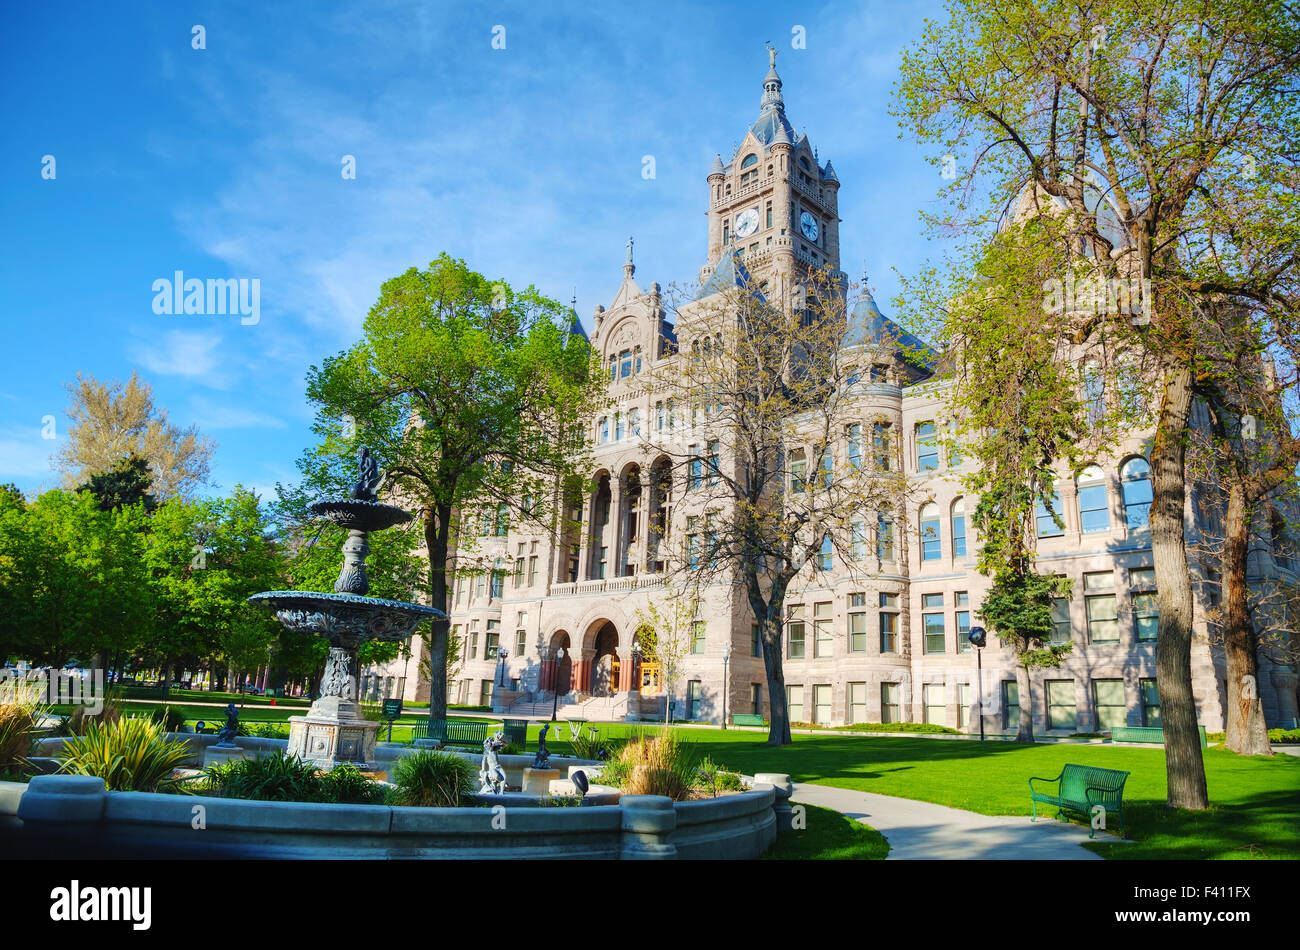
<box><xmin>248</xmin><ymin>447</ymin><xmax>443</xmax><ymax>770</ymax></box>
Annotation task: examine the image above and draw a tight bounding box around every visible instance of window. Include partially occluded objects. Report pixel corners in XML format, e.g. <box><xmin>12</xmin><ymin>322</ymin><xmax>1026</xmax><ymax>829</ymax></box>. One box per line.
<box><xmin>516</xmin><ymin>627</ymin><xmax>527</xmax><ymax>656</ymax></box>
<box><xmin>920</xmin><ymin>502</ymin><xmax>942</xmax><ymax>561</ymax></box>
<box><xmin>850</xmin><ymin>518</ymin><xmax>868</xmax><ymax>561</ymax></box>
<box><xmin>629</xmin><ymin>408</ymin><xmax>640</xmax><ymax>437</ymax></box>
<box><xmin>528</xmin><ymin>555</ymin><xmax>538</xmax><ymax>587</ymax></box>
<box><xmin>922</xmin><ymin>593</ymin><xmax>945</xmax><ymax>654</ymax></box>
<box><xmin>490</xmin><ymin>571</ymin><xmax>505</xmax><ymax>600</ymax></box>
<box><xmin>686</xmin><ymin>520</ymin><xmax>700</xmax><ymax>570</ymax></box>
<box><xmin>1077</xmin><ymin>465</ymin><xmax>1110</xmax><ymax>533</ymax></box>
<box><xmin>957</xmin><ymin>683</ymin><xmax>972</xmax><ymax>730</ymax></box>
<box><xmin>598</xmin><ymin>417</ymin><xmax>609</xmax><ymax>443</ymax></box>
<box><xmin>495</xmin><ymin>503</ymin><xmax>509</xmax><ymax>537</ymax></box>
<box><xmin>951</xmin><ymin>499</ymin><xmax>967</xmax><ymax>558</ymax></box>
<box><xmin>847</xmin><ymin>424</ymin><xmax>862</xmax><ymax>469</ymax></box>
<box><xmin>1140</xmin><ymin>678</ymin><xmax>1161</xmax><ymax>726</ymax></box>
<box><xmin>706</xmin><ymin>440</ymin><xmax>719</xmax><ymax>484</ymax></box>
<box><xmin>1085</xmin><ymin>571</ymin><xmax>1118</xmax><ymax>642</ymax></box>
<box><xmin>1120</xmin><ymin>457</ymin><xmax>1152</xmax><ymax>528</ymax></box>
<box><xmin>787</xmin><ymin>606</ymin><xmax>806</xmax><ymax>659</ymax></box>
<box><xmin>870</xmin><ymin>363</ymin><xmax>889</xmax><ymax>383</ymax></box>
<box><xmin>1046</xmin><ymin>679</ymin><xmax>1077</xmax><ymax>730</ymax></box>
<box><xmin>1130</xmin><ymin>567</ymin><xmax>1158</xmax><ymax>640</ymax></box>
<box><xmin>923</xmin><ymin>684</ymin><xmax>946</xmax><ymax>725</ymax></box>
<box><xmin>685</xmin><ymin>619</ymin><xmax>707</xmax><ymax>655</ymax></box>
<box><xmin>787</xmin><ymin>685</ymin><xmax>805</xmax><ymax>723</ymax></box>
<box><xmin>1083</xmin><ymin>363</ymin><xmax>1105</xmax><ymax>424</ymax></box>
<box><xmin>820</xmin><ymin>450</ymin><xmax>833</xmax><ymax>489</ymax></box>
<box><xmin>750</xmin><ymin>683</ymin><xmax>762</xmax><ymax>716</ymax></box>
<box><xmin>688</xmin><ymin>680</ymin><xmax>703</xmax><ymax>719</ymax></box>
<box><xmin>656</xmin><ymin>401</ymin><xmax>664</xmax><ymax>432</ymax></box>
<box><xmin>955</xmin><ymin>592</ymin><xmax>971</xmax><ymax>652</ymax></box>
<box><xmin>1035</xmin><ymin>489</ymin><xmax>1065</xmax><ymax>537</ymax></box>
<box><xmin>873</xmin><ymin>422</ymin><xmax>892</xmax><ymax>470</ymax></box>
<box><xmin>469</xmin><ymin>629</ymin><xmax>479</xmax><ymax>660</ymax></box>
<box><xmin>848</xmin><ymin>593</ymin><xmax>867</xmax><ymax>652</ymax></box>
<box><xmin>917</xmin><ymin>421</ymin><xmax>939</xmax><ymax>471</ymax></box>
<box><xmin>597</xmin><ymin>544</ymin><xmax>608</xmax><ymax>579</ymax></box>
<box><xmin>619</xmin><ymin>349</ymin><xmax>633</xmax><ymax>378</ymax></box>
<box><xmin>880</xmin><ymin>683</ymin><xmax>900</xmax><ymax>724</ymax></box>
<box><xmin>790</xmin><ymin>449</ymin><xmax>806</xmax><ymax>493</ymax></box>
<box><xmin>634</xmin><ymin>346</ymin><xmax>642</xmax><ymax>374</ymax></box>
<box><xmin>615</xmin><ymin>412</ymin><xmax>625</xmax><ymax>441</ymax></box>
<box><xmin>879</xmin><ymin>593</ymin><xmax>900</xmax><ymax>653</ymax></box>
<box><xmin>486</xmin><ymin>620</ymin><xmax>500</xmax><ymax>655</ymax></box>
<box><xmin>766</xmin><ymin>202</ymin><xmax>773</xmax><ymax>228</ymax></box>
<box><xmin>848</xmin><ymin>682</ymin><xmax>867</xmax><ymax>723</ymax></box>
<box><xmin>454</xmin><ymin>580</ymin><xmax>464</xmax><ymax>607</ymax></box>
<box><xmin>476</xmin><ymin>573</ymin><xmax>486</xmax><ymax>598</ymax></box>
<box><xmin>751</xmin><ymin>623</ymin><xmax>762</xmax><ymax>657</ymax></box>
<box><xmin>877</xmin><ymin>515</ymin><xmax>895</xmax><ymax>561</ymax></box>
<box><xmin>813</xmin><ymin>684</ymin><xmax>832</xmax><ymax>725</ymax></box>
<box><xmin>1094</xmin><ymin>679</ymin><xmax>1127</xmax><ymax>729</ymax></box>
<box><xmin>513</xmin><ymin>557</ymin><xmax>524</xmax><ymax>588</ymax></box>
<box><xmin>1050</xmin><ymin>594</ymin><xmax>1072</xmax><ymax>643</ymax></box>
<box><xmin>479</xmin><ymin>680</ymin><xmax>493</xmax><ymax>706</ymax></box>
<box><xmin>813</xmin><ymin>602</ymin><xmax>832</xmax><ymax>657</ymax></box>
<box><xmin>1003</xmin><ymin>681</ymin><xmax>1020</xmax><ymax>731</ymax></box>
<box><xmin>689</xmin><ymin>447</ymin><xmax>703</xmax><ymax>490</ymax></box>
<box><xmin>817</xmin><ymin>534</ymin><xmax>833</xmax><ymax>572</ymax></box>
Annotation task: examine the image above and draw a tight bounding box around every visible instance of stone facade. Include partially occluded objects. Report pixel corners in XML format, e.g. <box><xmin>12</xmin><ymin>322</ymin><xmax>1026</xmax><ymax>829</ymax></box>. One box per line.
<box><xmin>363</xmin><ymin>54</ymin><xmax>1299</xmax><ymax>735</ymax></box>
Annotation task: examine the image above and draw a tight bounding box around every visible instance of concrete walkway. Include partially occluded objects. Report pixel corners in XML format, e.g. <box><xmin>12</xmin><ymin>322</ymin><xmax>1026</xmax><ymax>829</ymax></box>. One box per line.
<box><xmin>792</xmin><ymin>782</ymin><xmax>1117</xmax><ymax>859</ymax></box>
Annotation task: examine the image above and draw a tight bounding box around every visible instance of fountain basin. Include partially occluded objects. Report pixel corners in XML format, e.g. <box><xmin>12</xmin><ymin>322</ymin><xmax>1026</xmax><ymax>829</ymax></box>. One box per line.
<box><xmin>308</xmin><ymin>498</ymin><xmax>413</xmax><ymax>533</ymax></box>
<box><xmin>247</xmin><ymin>590</ymin><xmax>442</xmax><ymax>648</ymax></box>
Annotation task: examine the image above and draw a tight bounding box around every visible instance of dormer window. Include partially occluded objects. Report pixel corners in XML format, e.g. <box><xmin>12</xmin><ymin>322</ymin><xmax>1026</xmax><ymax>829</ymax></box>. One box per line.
<box><xmin>740</xmin><ymin>153</ymin><xmax>759</xmax><ymax>186</ymax></box>
<box><xmin>741</xmin><ymin>153</ymin><xmax>758</xmax><ymax>169</ymax></box>
<box><xmin>799</xmin><ymin>156</ymin><xmax>810</xmax><ymax>171</ymax></box>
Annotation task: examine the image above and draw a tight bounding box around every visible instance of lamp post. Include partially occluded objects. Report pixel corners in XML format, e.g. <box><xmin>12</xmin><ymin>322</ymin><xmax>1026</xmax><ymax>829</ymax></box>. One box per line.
<box><xmin>550</xmin><ymin>646</ymin><xmax>565</xmax><ymax>722</ymax></box>
<box><xmin>721</xmin><ymin>642</ymin><xmax>732</xmax><ymax>729</ymax></box>
<box><xmin>495</xmin><ymin>647</ymin><xmax>509</xmax><ymax>687</ymax></box>
<box><xmin>968</xmin><ymin>626</ymin><xmax>987</xmax><ymax>741</ymax></box>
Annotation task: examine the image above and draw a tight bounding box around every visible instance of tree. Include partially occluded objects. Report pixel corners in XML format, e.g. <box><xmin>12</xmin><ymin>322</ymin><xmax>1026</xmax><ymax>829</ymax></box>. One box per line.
<box><xmin>78</xmin><ymin>454</ymin><xmax>158</xmax><ymax>513</ymax></box>
<box><xmin>631</xmin><ymin>578</ymin><xmax>699</xmax><ymax>724</ymax></box>
<box><xmin>643</xmin><ymin>267</ymin><xmax>908</xmax><ymax>745</ymax></box>
<box><xmin>304</xmin><ymin>254</ymin><xmax>604</xmax><ymax>722</ymax></box>
<box><xmin>894</xmin><ymin>0</ymin><xmax>1300</xmax><ymax>809</ymax></box>
<box><xmin>56</xmin><ymin>371</ymin><xmax>215</xmax><ymax>501</ymax></box>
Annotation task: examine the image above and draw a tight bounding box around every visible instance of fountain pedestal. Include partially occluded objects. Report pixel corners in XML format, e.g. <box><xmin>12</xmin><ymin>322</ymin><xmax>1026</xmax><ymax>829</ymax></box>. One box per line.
<box><xmin>286</xmin><ymin>647</ymin><xmax>380</xmax><ymax>770</ymax></box>
<box><xmin>203</xmin><ymin>743</ymin><xmax>247</xmax><ymax>768</ymax></box>
<box><xmin>521</xmin><ymin>768</ymin><xmax>561</xmax><ymax>796</ymax></box>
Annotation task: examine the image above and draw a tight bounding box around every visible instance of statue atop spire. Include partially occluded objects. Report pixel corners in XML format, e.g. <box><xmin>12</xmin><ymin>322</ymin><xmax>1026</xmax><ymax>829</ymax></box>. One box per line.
<box><xmin>767</xmin><ymin>41</ymin><xmax>777</xmax><ymax>69</ymax></box>
<box><xmin>624</xmin><ymin>236</ymin><xmax>635</xmax><ymax>278</ymax></box>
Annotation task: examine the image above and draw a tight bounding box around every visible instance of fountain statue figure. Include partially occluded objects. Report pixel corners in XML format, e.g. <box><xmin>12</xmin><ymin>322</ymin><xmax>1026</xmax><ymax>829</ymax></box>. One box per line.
<box><xmin>532</xmin><ymin>722</ymin><xmax>551</xmax><ymax>769</ymax></box>
<box><xmin>479</xmin><ymin>732</ymin><xmax>508</xmax><ymax>794</ymax></box>
<box><xmin>215</xmin><ymin>703</ymin><xmax>240</xmax><ymax>747</ymax></box>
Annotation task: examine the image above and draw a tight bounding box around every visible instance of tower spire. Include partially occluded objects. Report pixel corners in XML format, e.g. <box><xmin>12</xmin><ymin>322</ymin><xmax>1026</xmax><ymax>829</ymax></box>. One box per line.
<box><xmin>761</xmin><ymin>43</ymin><xmax>784</xmax><ymax>112</ymax></box>
<box><xmin>624</xmin><ymin>236</ymin><xmax>635</xmax><ymax>278</ymax></box>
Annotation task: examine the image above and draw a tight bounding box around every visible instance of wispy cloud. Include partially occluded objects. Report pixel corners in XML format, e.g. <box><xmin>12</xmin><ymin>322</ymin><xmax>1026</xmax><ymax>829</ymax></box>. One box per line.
<box><xmin>126</xmin><ymin>330</ymin><xmax>227</xmax><ymax>384</ymax></box>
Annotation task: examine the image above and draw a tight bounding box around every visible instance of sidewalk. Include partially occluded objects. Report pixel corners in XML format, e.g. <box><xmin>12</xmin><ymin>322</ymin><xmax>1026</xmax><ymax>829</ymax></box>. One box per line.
<box><xmin>792</xmin><ymin>782</ymin><xmax>1116</xmax><ymax>860</ymax></box>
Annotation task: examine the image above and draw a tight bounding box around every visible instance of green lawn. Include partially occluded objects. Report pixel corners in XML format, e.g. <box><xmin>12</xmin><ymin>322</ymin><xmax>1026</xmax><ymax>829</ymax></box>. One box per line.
<box><xmin>762</xmin><ymin>802</ymin><xmax>890</xmax><ymax>860</ymax></box>
<box><xmin>529</xmin><ymin>723</ymin><xmax>1299</xmax><ymax>860</ymax></box>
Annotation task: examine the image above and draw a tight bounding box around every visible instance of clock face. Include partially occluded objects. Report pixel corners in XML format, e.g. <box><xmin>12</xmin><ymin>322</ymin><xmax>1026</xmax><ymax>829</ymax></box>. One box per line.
<box><xmin>800</xmin><ymin>211</ymin><xmax>819</xmax><ymax>241</ymax></box>
<box><xmin>734</xmin><ymin>208</ymin><xmax>759</xmax><ymax>238</ymax></box>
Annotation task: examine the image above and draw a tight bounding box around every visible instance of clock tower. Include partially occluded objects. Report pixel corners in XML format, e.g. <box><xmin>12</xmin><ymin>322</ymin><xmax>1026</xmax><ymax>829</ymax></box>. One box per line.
<box><xmin>698</xmin><ymin>46</ymin><xmax>843</xmax><ymax>310</ymax></box>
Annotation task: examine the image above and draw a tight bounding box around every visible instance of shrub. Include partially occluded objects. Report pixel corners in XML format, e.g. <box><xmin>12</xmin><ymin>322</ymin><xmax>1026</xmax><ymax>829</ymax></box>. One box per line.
<box><xmin>0</xmin><ymin>679</ymin><xmax>46</xmax><ymax>775</ymax></box>
<box><xmin>568</xmin><ymin>723</ymin><xmax>618</xmax><ymax>760</ymax></box>
<box><xmin>601</xmin><ymin>731</ymin><xmax>698</xmax><ymax>801</ymax></box>
<box><xmin>319</xmin><ymin>763</ymin><xmax>389</xmax><ymax>805</ymax></box>
<box><xmin>390</xmin><ymin>750</ymin><xmax>476</xmax><ymax>807</ymax></box>
<box><xmin>60</xmin><ymin>716</ymin><xmax>191</xmax><ymax>792</ymax></box>
<box><xmin>153</xmin><ymin>705</ymin><xmax>187</xmax><ymax>733</ymax></box>
<box><xmin>63</xmin><ymin>688</ymin><xmax>125</xmax><ymax>736</ymax></box>
<box><xmin>203</xmin><ymin>752</ymin><xmax>325</xmax><ymax>802</ymax></box>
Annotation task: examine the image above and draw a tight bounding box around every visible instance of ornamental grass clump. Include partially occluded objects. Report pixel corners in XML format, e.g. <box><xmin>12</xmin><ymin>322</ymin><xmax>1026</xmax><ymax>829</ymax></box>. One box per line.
<box><xmin>203</xmin><ymin>751</ymin><xmax>322</xmax><ymax>802</ymax></box>
<box><xmin>602</xmin><ymin>731</ymin><xmax>699</xmax><ymax>802</ymax></box>
<box><xmin>0</xmin><ymin>679</ymin><xmax>46</xmax><ymax>777</ymax></box>
<box><xmin>60</xmin><ymin>716</ymin><xmax>191</xmax><ymax>792</ymax></box>
<box><xmin>390</xmin><ymin>750</ymin><xmax>475</xmax><ymax>807</ymax></box>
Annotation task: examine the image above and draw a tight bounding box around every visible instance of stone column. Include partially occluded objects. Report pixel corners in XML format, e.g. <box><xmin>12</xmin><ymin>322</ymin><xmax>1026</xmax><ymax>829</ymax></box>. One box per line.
<box><xmin>606</xmin><ymin>478</ymin><xmax>623</xmax><ymax>580</ymax></box>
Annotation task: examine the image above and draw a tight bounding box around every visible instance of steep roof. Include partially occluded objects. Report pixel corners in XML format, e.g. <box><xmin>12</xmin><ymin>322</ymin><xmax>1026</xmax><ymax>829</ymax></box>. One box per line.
<box><xmin>845</xmin><ymin>292</ymin><xmax>939</xmax><ymax>369</ymax></box>
<box><xmin>697</xmin><ymin>245</ymin><xmax>766</xmax><ymax>302</ymax></box>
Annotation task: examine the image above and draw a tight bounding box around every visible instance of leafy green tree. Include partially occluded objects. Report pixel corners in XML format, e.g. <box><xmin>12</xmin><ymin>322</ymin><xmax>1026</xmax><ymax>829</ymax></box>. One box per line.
<box><xmin>304</xmin><ymin>254</ymin><xmax>604</xmax><ymax>720</ymax></box>
<box><xmin>894</xmin><ymin>0</ymin><xmax>1300</xmax><ymax>809</ymax></box>
<box><xmin>77</xmin><ymin>454</ymin><xmax>158</xmax><ymax>513</ymax></box>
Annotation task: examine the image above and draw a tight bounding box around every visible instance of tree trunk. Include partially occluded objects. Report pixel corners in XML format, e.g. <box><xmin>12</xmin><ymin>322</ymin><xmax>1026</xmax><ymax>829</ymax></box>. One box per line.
<box><xmin>1223</xmin><ymin>481</ymin><xmax>1273</xmax><ymax>756</ymax></box>
<box><xmin>424</xmin><ymin>504</ymin><xmax>453</xmax><ymax>723</ymax></box>
<box><xmin>747</xmin><ymin>574</ymin><xmax>791</xmax><ymax>746</ymax></box>
<box><xmin>1015</xmin><ymin>661</ymin><xmax>1035</xmax><ymax>743</ymax></box>
<box><xmin>1151</xmin><ymin>362</ymin><xmax>1209</xmax><ymax>809</ymax></box>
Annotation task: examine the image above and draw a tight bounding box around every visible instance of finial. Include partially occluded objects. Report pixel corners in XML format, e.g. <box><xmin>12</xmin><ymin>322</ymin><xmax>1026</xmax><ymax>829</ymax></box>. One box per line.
<box><xmin>623</xmin><ymin>237</ymin><xmax>635</xmax><ymax>279</ymax></box>
<box><xmin>766</xmin><ymin>41</ymin><xmax>776</xmax><ymax>69</ymax></box>
<box><xmin>626</xmin><ymin>236</ymin><xmax>634</xmax><ymax>266</ymax></box>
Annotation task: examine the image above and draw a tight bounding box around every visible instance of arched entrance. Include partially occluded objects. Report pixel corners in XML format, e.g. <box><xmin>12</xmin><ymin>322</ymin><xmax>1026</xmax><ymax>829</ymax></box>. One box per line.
<box><xmin>590</xmin><ymin>622</ymin><xmax>619</xmax><ymax>696</ymax></box>
<box><xmin>544</xmin><ymin>631</ymin><xmax>572</xmax><ymax>696</ymax></box>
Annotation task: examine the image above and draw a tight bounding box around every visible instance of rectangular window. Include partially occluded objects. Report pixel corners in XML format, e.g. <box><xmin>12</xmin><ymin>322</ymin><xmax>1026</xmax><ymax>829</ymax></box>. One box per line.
<box><xmin>490</xmin><ymin>572</ymin><xmax>504</xmax><ymax>600</ymax></box>
<box><xmin>848</xmin><ymin>593</ymin><xmax>867</xmax><ymax>652</ymax></box>
<box><xmin>706</xmin><ymin>440</ymin><xmax>719</xmax><ymax>484</ymax></box>
<box><xmin>469</xmin><ymin>630</ymin><xmax>479</xmax><ymax>661</ymax></box>
<box><xmin>1130</xmin><ymin>567</ymin><xmax>1158</xmax><ymax>641</ymax></box>
<box><xmin>922</xmin><ymin>593</ymin><xmax>945</xmax><ymax>654</ymax></box>
<box><xmin>1035</xmin><ymin>491</ymin><xmax>1065</xmax><ymax>537</ymax></box>
<box><xmin>787</xmin><ymin>605</ymin><xmax>806</xmax><ymax>659</ymax></box>
<box><xmin>879</xmin><ymin>593</ymin><xmax>899</xmax><ymax>653</ymax></box>
<box><xmin>599</xmin><ymin>417</ymin><xmax>609</xmax><ymax>443</ymax></box>
<box><xmin>629</xmin><ymin>408</ymin><xmax>641</xmax><ymax>437</ymax></box>
<box><xmin>751</xmin><ymin>623</ymin><xmax>762</xmax><ymax>658</ymax></box>
<box><xmin>952</xmin><ymin>511</ymin><xmax>967</xmax><ymax>557</ymax></box>
<box><xmin>955</xmin><ymin>592</ymin><xmax>971</xmax><ymax>652</ymax></box>
<box><xmin>877</xmin><ymin>515</ymin><xmax>895</xmax><ymax>561</ymax></box>
<box><xmin>813</xmin><ymin>684</ymin><xmax>832</xmax><ymax>725</ymax></box>
<box><xmin>917</xmin><ymin>422</ymin><xmax>939</xmax><ymax>471</ymax></box>
<box><xmin>690</xmin><ymin>448</ymin><xmax>703</xmax><ymax>490</ymax></box>
<box><xmin>1094</xmin><ymin>678</ymin><xmax>1127</xmax><ymax>729</ymax></box>
<box><xmin>656</xmin><ymin>401</ymin><xmax>664</xmax><ymax>432</ymax></box>
<box><xmin>813</xmin><ymin>602</ymin><xmax>833</xmax><ymax>657</ymax></box>
<box><xmin>527</xmin><ymin>555</ymin><xmax>538</xmax><ymax>587</ymax></box>
<box><xmin>847</xmin><ymin>424</ymin><xmax>862</xmax><ymax>469</ymax></box>
<box><xmin>516</xmin><ymin>628</ymin><xmax>527</xmax><ymax>656</ymax></box>
<box><xmin>620</xmin><ymin>349</ymin><xmax>632</xmax><ymax>378</ymax></box>
<box><xmin>1003</xmin><ymin>680</ymin><xmax>1020</xmax><ymax>731</ymax></box>
<box><xmin>790</xmin><ymin>451</ymin><xmax>806</xmax><ymax>493</ymax></box>
<box><xmin>957</xmin><ymin>683</ymin><xmax>972</xmax><ymax>730</ymax></box>
<box><xmin>1046</xmin><ymin>679</ymin><xmax>1077</xmax><ymax>730</ymax></box>
<box><xmin>848</xmin><ymin>682</ymin><xmax>867</xmax><ymax>723</ymax></box>
<box><xmin>749</xmin><ymin>683</ymin><xmax>762</xmax><ymax>716</ymax></box>
<box><xmin>787</xmin><ymin>685</ymin><xmax>805</xmax><ymax>723</ymax></box>
<box><xmin>688</xmin><ymin>680</ymin><xmax>703</xmax><ymax>719</ymax></box>
<box><xmin>513</xmin><ymin>557</ymin><xmax>524</xmax><ymax>588</ymax></box>
<box><xmin>873</xmin><ymin>422</ymin><xmax>892</xmax><ymax>470</ymax></box>
<box><xmin>920</xmin><ymin>512</ymin><xmax>942</xmax><ymax>562</ymax></box>
<box><xmin>923</xmin><ymin>684</ymin><xmax>946</xmax><ymax>725</ymax></box>
<box><xmin>690</xmin><ymin>620</ymin><xmax>707</xmax><ymax>655</ymax></box>
<box><xmin>1078</xmin><ymin>482</ymin><xmax>1110</xmax><ymax>533</ymax></box>
<box><xmin>1084</xmin><ymin>572</ymin><xmax>1118</xmax><ymax>642</ymax></box>
<box><xmin>816</xmin><ymin>533</ymin><xmax>833</xmax><ymax>572</ymax></box>
<box><xmin>615</xmin><ymin>412</ymin><xmax>625</xmax><ymax>441</ymax></box>
<box><xmin>1140</xmin><ymin>677</ymin><xmax>1161</xmax><ymax>726</ymax></box>
<box><xmin>1049</xmin><ymin>592</ymin><xmax>1072</xmax><ymax>643</ymax></box>
<box><xmin>880</xmin><ymin>683</ymin><xmax>900</xmax><ymax>724</ymax></box>
<box><xmin>486</xmin><ymin>620</ymin><xmax>500</xmax><ymax>655</ymax></box>
<box><xmin>479</xmin><ymin>680</ymin><xmax>493</xmax><ymax>706</ymax></box>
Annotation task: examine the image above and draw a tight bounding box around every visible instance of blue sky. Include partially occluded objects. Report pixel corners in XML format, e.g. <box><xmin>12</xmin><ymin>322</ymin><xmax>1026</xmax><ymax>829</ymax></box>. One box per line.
<box><xmin>0</xmin><ymin>0</ymin><xmax>947</xmax><ymax>500</ymax></box>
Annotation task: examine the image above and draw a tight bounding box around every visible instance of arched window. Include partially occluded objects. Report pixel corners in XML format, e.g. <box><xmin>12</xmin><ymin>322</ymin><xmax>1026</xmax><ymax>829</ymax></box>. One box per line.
<box><xmin>741</xmin><ymin>153</ymin><xmax>758</xmax><ymax>169</ymax></box>
<box><xmin>1077</xmin><ymin>464</ymin><xmax>1110</xmax><ymax>533</ymax></box>
<box><xmin>951</xmin><ymin>498</ymin><xmax>966</xmax><ymax>557</ymax></box>
<box><xmin>919</xmin><ymin>502</ymin><xmax>941</xmax><ymax>561</ymax></box>
<box><xmin>1120</xmin><ymin>457</ymin><xmax>1152</xmax><ymax>529</ymax></box>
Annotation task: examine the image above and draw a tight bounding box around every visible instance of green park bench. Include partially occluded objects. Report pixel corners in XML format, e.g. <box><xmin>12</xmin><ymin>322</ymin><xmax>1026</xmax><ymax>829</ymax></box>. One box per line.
<box><xmin>731</xmin><ymin>714</ymin><xmax>766</xmax><ymax>727</ymax></box>
<box><xmin>1029</xmin><ymin>763</ymin><xmax>1129</xmax><ymax>839</ymax></box>
<box><xmin>1110</xmin><ymin>725</ymin><xmax>1207</xmax><ymax>748</ymax></box>
<box><xmin>409</xmin><ymin>719</ymin><xmax>494</xmax><ymax>747</ymax></box>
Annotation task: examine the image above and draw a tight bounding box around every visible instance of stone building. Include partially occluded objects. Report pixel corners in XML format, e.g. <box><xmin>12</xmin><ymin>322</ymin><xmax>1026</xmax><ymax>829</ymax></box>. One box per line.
<box><xmin>362</xmin><ymin>53</ymin><xmax>1299</xmax><ymax>735</ymax></box>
